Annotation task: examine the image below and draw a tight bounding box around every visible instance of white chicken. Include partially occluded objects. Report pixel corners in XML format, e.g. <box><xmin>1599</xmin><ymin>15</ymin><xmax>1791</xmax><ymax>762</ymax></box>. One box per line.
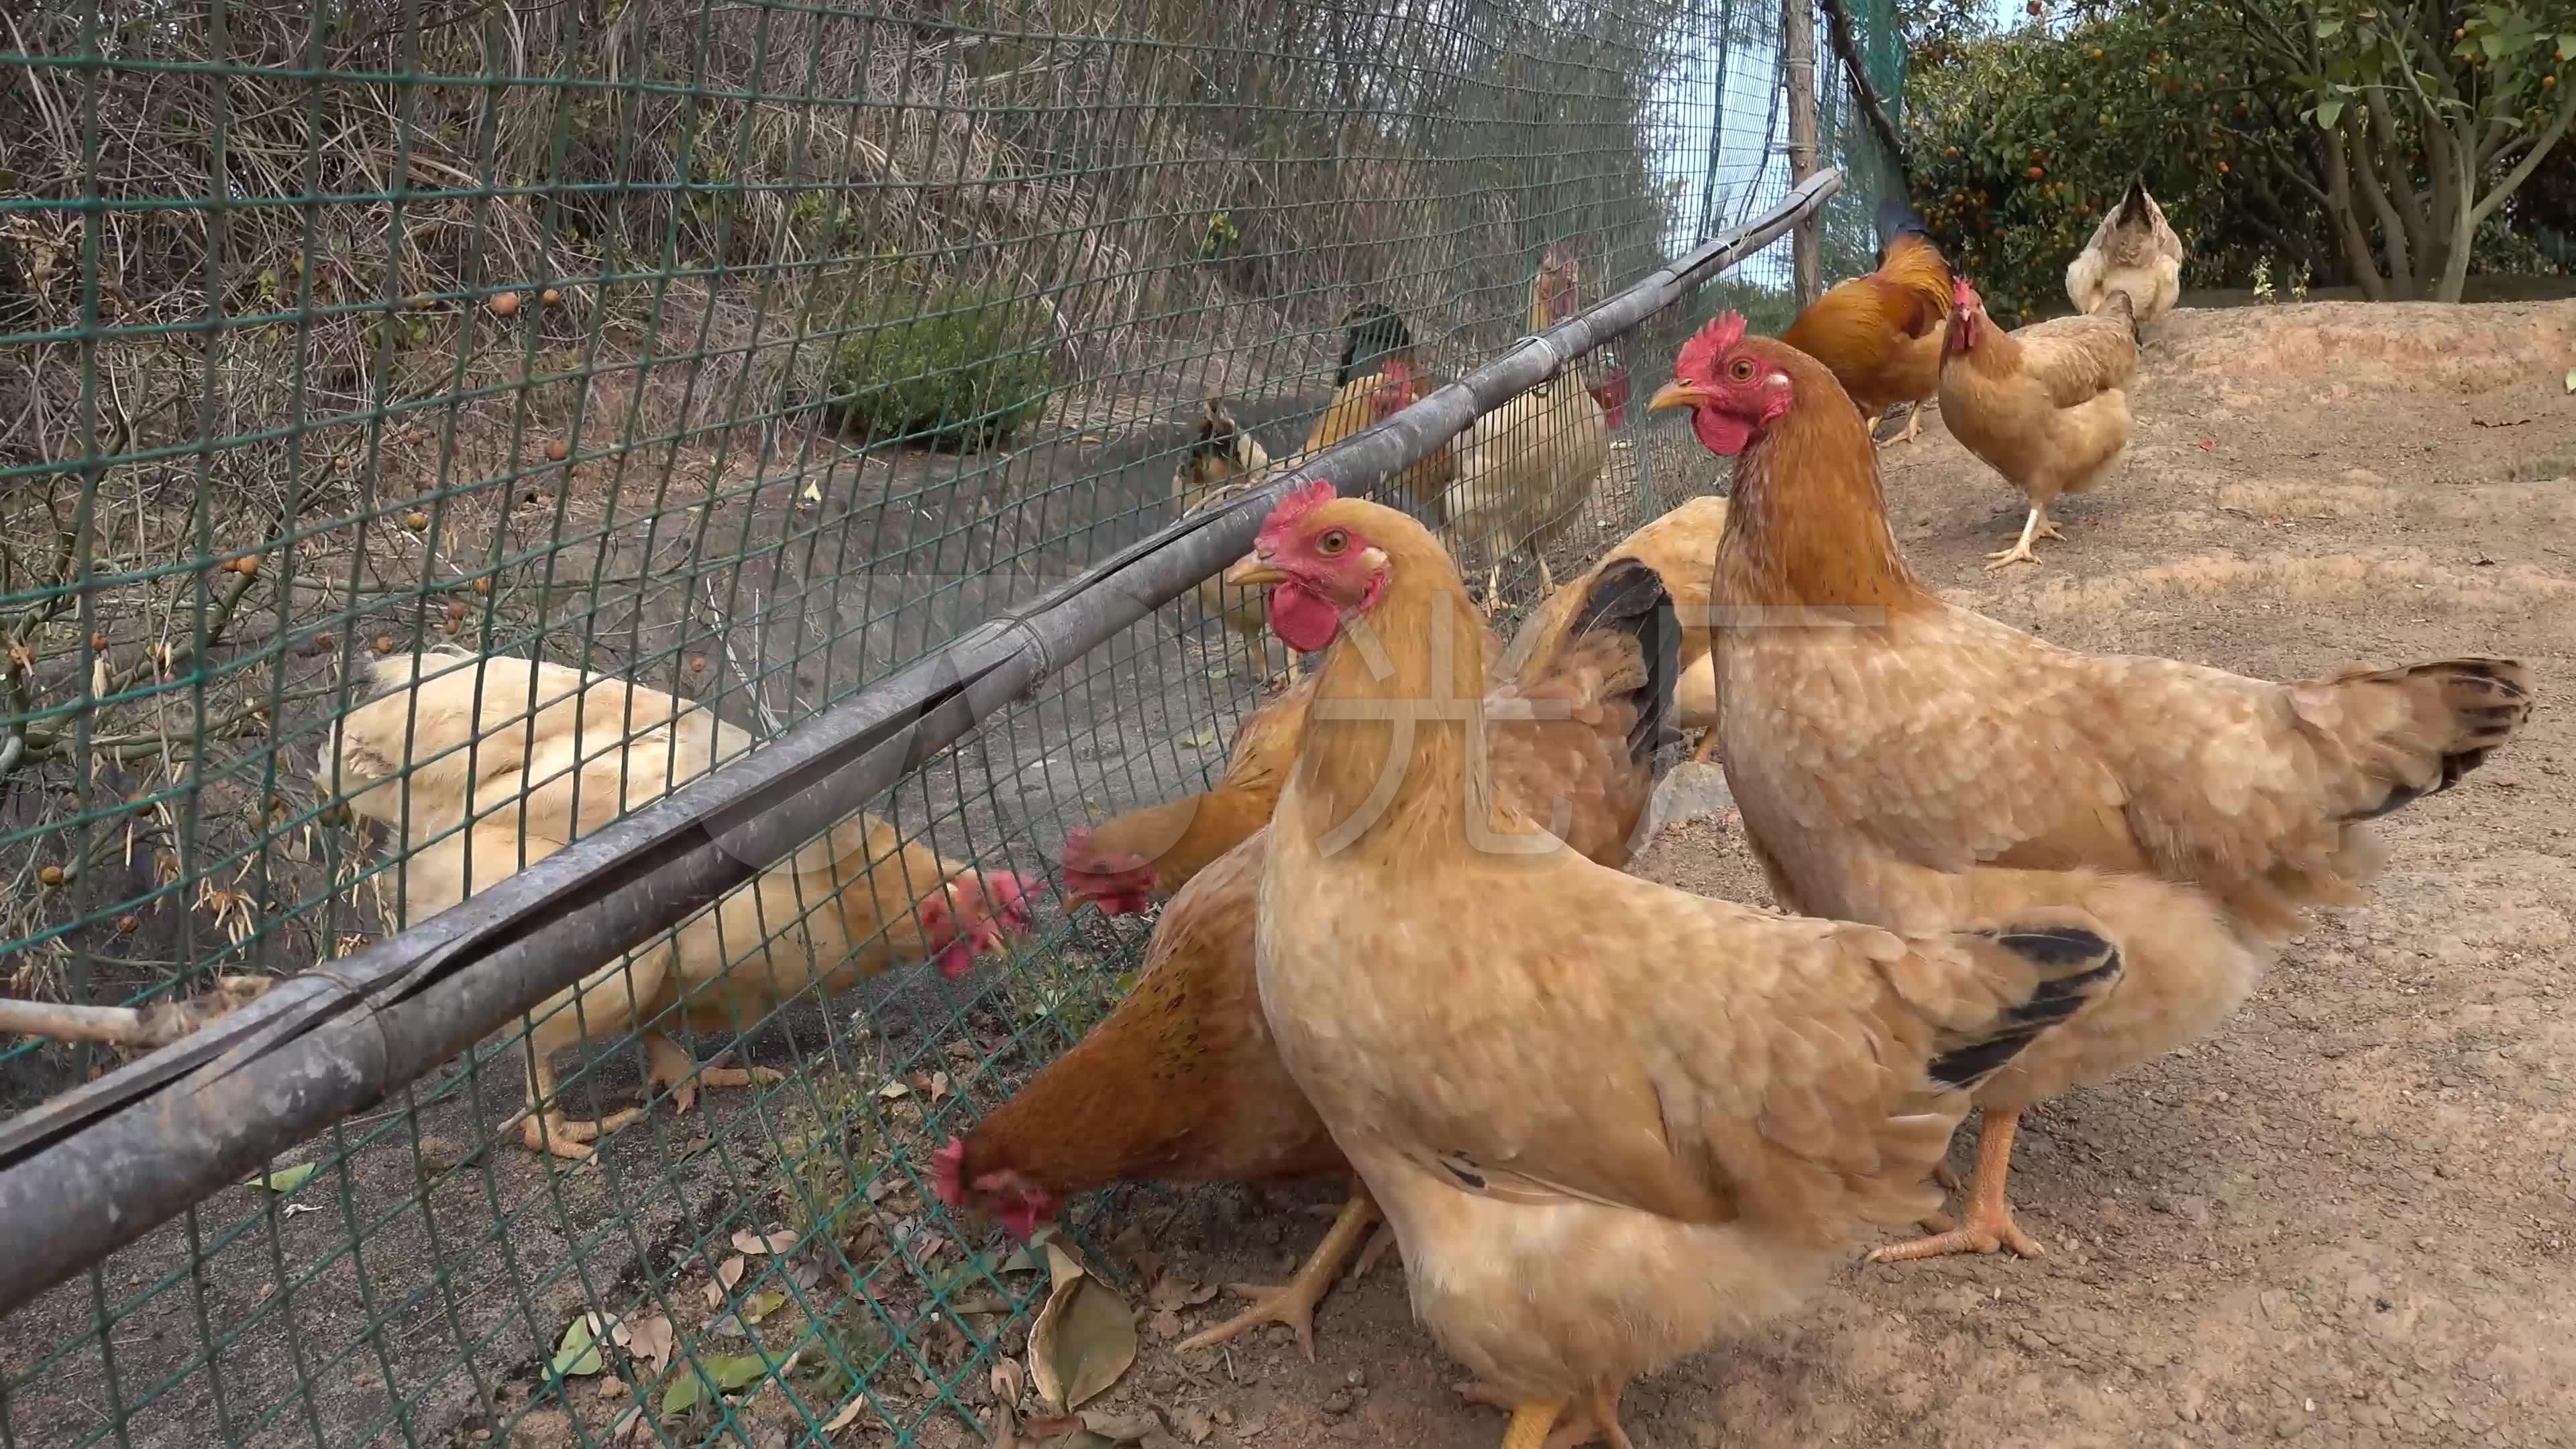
<box><xmin>2064</xmin><ymin>180</ymin><xmax>2185</xmax><ymax>337</ymax></box>
<box><xmin>319</xmin><ymin>649</ymin><xmax>1034</xmax><ymax>1160</ymax></box>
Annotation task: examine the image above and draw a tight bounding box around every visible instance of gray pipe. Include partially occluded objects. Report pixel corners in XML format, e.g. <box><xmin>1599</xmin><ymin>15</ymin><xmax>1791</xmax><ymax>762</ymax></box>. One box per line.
<box><xmin>0</xmin><ymin>168</ymin><xmax>1840</xmax><ymax>1318</ymax></box>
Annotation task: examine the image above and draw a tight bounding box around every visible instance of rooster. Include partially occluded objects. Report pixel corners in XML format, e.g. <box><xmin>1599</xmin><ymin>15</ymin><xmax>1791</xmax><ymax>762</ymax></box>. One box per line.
<box><xmin>1939</xmin><ymin>276</ymin><xmax>2138</xmax><ymax>569</ymax></box>
<box><xmin>1780</xmin><ymin>199</ymin><xmax>1954</xmax><ymax>447</ymax></box>
<box><xmin>1650</xmin><ymin>311</ymin><xmax>2532</xmax><ymax>1262</ymax></box>
<box><xmin>945</xmin><ymin>555</ymin><xmax>1684</xmax><ymax>1360</ymax></box>
<box><xmin>1225</xmin><ymin>483</ymin><xmax>2121</xmax><ymax>1449</ymax></box>
<box><xmin>2065</xmin><ymin>180</ymin><xmax>2185</xmax><ymax>338</ymax></box>
<box><xmin>1442</xmin><ymin>247</ymin><xmax>1630</xmax><ymax>610</ymax></box>
<box><xmin>319</xmin><ymin>649</ymin><xmax>1036</xmax><ymax>1160</ymax></box>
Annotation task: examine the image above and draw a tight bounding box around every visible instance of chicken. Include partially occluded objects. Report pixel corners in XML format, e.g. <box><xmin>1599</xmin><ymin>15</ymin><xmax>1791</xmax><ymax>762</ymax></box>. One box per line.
<box><xmin>2065</xmin><ymin>180</ymin><xmax>2185</xmax><ymax>337</ymax></box>
<box><xmin>1175</xmin><ymin>398</ymin><xmax>1293</xmax><ymax>686</ymax></box>
<box><xmin>1937</xmin><ymin>276</ymin><xmax>2138</xmax><ymax>569</ymax></box>
<box><xmin>1060</xmin><ymin>497</ymin><xmax>1723</xmax><ymax>914</ymax></box>
<box><xmin>1500</xmin><ymin>495</ymin><xmax>1728</xmax><ymax>763</ymax></box>
<box><xmin>1184</xmin><ymin>321</ymin><xmax>1458</xmax><ymax>690</ymax></box>
<box><xmin>1224</xmin><ymin>483</ymin><xmax>2123</xmax><ymax>1449</ymax></box>
<box><xmin>1780</xmin><ymin>200</ymin><xmax>1954</xmax><ymax>447</ymax></box>
<box><xmin>1442</xmin><ymin>247</ymin><xmax>1631</xmax><ymax>610</ymax></box>
<box><xmin>1648</xmin><ymin>311</ymin><xmax>2533</xmax><ymax>1263</ymax></box>
<box><xmin>945</xmin><ymin>558</ymin><xmax>1686</xmax><ymax>1360</ymax></box>
<box><xmin>319</xmin><ymin>649</ymin><xmax>1036</xmax><ymax>1161</ymax></box>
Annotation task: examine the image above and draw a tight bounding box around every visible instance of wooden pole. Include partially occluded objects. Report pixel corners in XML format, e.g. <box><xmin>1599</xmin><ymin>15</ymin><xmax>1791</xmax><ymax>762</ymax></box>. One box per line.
<box><xmin>1782</xmin><ymin>0</ymin><xmax>1823</xmax><ymax>307</ymax></box>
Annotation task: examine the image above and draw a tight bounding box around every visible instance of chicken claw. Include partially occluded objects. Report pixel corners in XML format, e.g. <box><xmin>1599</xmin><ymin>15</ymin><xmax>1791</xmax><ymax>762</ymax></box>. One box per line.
<box><xmin>519</xmin><ymin>1106</ymin><xmax>649</xmax><ymax>1162</ymax></box>
<box><xmin>1983</xmin><ymin>508</ymin><xmax>2064</xmax><ymax>571</ymax></box>
<box><xmin>1458</xmin><ymin>1382</ymin><xmax>1633</xmax><ymax>1449</ymax></box>
<box><xmin>1177</xmin><ymin>1193</ymin><xmax>1379</xmax><ymax>1360</ymax></box>
<box><xmin>1878</xmin><ymin>401</ymin><xmax>1928</xmax><ymax>447</ymax></box>
<box><xmin>647</xmin><ymin>1037</ymin><xmax>782</xmax><ymax>1116</ymax></box>
<box><xmin>1867</xmin><ymin>1109</ymin><xmax>2047</xmax><ymax>1263</ymax></box>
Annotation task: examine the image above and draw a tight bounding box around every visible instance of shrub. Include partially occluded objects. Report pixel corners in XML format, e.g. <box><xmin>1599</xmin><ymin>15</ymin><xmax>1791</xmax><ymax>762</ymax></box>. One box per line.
<box><xmin>823</xmin><ymin>285</ymin><xmax>1057</xmax><ymax>451</ymax></box>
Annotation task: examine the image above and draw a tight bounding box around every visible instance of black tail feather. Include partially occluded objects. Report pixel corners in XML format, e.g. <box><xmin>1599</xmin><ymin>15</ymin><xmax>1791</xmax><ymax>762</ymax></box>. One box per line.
<box><xmin>1336</xmin><ymin>302</ymin><xmax>1415</xmax><ymax>390</ymax></box>
<box><xmin>1927</xmin><ymin>926</ymin><xmax>2123</xmax><ymax>1091</ymax></box>
<box><xmin>1568</xmin><ymin>556</ymin><xmax>1683</xmax><ymax>770</ymax></box>
<box><xmin>1876</xmin><ymin>199</ymin><xmax>1931</xmax><ymax>252</ymax></box>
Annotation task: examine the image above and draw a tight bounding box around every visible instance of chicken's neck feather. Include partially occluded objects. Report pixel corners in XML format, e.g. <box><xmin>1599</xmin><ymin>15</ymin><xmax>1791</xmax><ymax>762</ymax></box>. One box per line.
<box><xmin>1291</xmin><ymin>557</ymin><xmax>1499</xmax><ymax>869</ymax></box>
<box><xmin>1714</xmin><ymin>362</ymin><xmax>1929</xmax><ymax>615</ymax></box>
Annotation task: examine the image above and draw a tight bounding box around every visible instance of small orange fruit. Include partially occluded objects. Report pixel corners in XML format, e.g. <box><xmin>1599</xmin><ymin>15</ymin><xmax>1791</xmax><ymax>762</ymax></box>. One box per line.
<box><xmin>490</xmin><ymin>291</ymin><xmax>522</xmax><ymax>317</ymax></box>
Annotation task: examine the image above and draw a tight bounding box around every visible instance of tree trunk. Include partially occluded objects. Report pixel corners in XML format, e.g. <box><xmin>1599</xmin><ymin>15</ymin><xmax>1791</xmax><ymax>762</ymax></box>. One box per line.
<box><xmin>1780</xmin><ymin>0</ymin><xmax>1821</xmax><ymax>309</ymax></box>
<box><xmin>2320</xmin><ymin>125</ymin><xmax>2392</xmax><ymax>301</ymax></box>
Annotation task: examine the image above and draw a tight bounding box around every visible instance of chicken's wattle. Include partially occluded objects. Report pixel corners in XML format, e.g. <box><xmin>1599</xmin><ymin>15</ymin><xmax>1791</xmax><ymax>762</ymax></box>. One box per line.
<box><xmin>1267</xmin><ymin>580</ymin><xmax>1342</xmax><ymax>653</ymax></box>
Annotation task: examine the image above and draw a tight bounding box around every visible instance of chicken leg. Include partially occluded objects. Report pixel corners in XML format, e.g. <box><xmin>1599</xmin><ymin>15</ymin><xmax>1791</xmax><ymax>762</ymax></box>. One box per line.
<box><xmin>1864</xmin><ymin>1108</ymin><xmax>2047</xmax><ymax>1262</ymax></box>
<box><xmin>1459</xmin><ymin>1382</ymin><xmax>1633</xmax><ymax>1449</ymax></box>
<box><xmin>645</xmin><ymin>1034</ymin><xmax>783</xmax><ymax>1116</ymax></box>
<box><xmin>1175</xmin><ymin>1192</ymin><xmax>1381</xmax><ymax>1360</ymax></box>
<box><xmin>1984</xmin><ymin>507</ymin><xmax>2063</xmax><ymax>571</ymax></box>
<box><xmin>517</xmin><ymin>1047</ymin><xmax>650</xmax><ymax>1163</ymax></box>
<box><xmin>1880</xmin><ymin>400</ymin><xmax>1929</xmax><ymax>447</ymax></box>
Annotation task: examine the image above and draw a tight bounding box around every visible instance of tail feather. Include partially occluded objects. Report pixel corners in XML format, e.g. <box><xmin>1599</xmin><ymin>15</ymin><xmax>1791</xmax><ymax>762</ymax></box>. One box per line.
<box><xmin>1876</xmin><ymin>229</ymin><xmax>1954</xmax><ymax>331</ymax></box>
<box><xmin>2312</xmin><ymin>657</ymin><xmax>2532</xmax><ymax>823</ymax></box>
<box><xmin>1566</xmin><ymin>556</ymin><xmax>1683</xmax><ymax>769</ymax></box>
<box><xmin>1336</xmin><ymin>302</ymin><xmax>1415</xmax><ymax>390</ymax></box>
<box><xmin>2116</xmin><ymin>180</ymin><xmax>2151</xmax><ymax>229</ymax></box>
<box><xmin>1923</xmin><ymin>920</ymin><xmax>2124</xmax><ymax>1091</ymax></box>
<box><xmin>1876</xmin><ymin>198</ymin><xmax>1931</xmax><ymax>252</ymax></box>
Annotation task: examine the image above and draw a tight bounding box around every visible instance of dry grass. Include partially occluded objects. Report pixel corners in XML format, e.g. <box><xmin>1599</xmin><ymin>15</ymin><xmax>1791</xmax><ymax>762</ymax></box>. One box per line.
<box><xmin>0</xmin><ymin>0</ymin><xmax>1691</xmax><ymax>1097</ymax></box>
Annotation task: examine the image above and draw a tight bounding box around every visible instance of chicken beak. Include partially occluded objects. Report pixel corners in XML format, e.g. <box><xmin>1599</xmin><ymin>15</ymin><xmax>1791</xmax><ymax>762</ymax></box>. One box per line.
<box><xmin>1646</xmin><ymin>380</ymin><xmax>1714</xmax><ymax>415</ymax></box>
<box><xmin>1223</xmin><ymin>554</ymin><xmax>1289</xmax><ymax>588</ymax></box>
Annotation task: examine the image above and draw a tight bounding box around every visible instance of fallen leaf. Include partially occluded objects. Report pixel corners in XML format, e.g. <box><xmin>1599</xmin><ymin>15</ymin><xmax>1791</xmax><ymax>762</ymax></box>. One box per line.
<box><xmin>659</xmin><ymin>1352</ymin><xmax>781</xmax><ymax>1419</ymax></box>
<box><xmin>282</xmin><ymin>1202</ymin><xmax>321</xmax><ymax>1218</ymax></box>
<box><xmin>702</xmin><ymin>1254</ymin><xmax>748</xmax><ymax>1308</ymax></box>
<box><xmin>551</xmin><ymin>1316</ymin><xmax>605</xmax><ymax>1377</ymax></box>
<box><xmin>1180</xmin><ymin>729</ymin><xmax>1216</xmax><ymax>749</ymax></box>
<box><xmin>1126</xmin><ymin>1248</ymin><xmax>1163</xmax><ymax>1289</ymax></box>
<box><xmin>1026</xmin><ymin>1243</ymin><xmax>1137</xmax><ymax>1414</ymax></box>
<box><xmin>740</xmin><ymin>1289</ymin><xmax>786</xmax><ymax>1326</ymax></box>
<box><xmin>1149</xmin><ymin>1308</ymin><xmax>1183</xmax><ymax>1340</ymax></box>
<box><xmin>800</xmin><ymin>480</ymin><xmax>822</xmax><ymax>504</ymax></box>
<box><xmin>820</xmin><ymin>1395</ymin><xmax>871</xmax><ymax>1432</ymax></box>
<box><xmin>991</xmin><ymin>1358</ymin><xmax>1027</xmax><ymax>1403</ymax></box>
<box><xmin>247</xmin><ymin>1162</ymin><xmax>319</xmax><ymax>1194</ymax></box>
<box><xmin>1149</xmin><ymin>1278</ymin><xmax>1221</xmax><ymax>1311</ymax></box>
<box><xmin>610</xmin><ymin>1312</ymin><xmax>675</xmax><ymax>1376</ymax></box>
<box><xmin>877</xmin><ymin>1080</ymin><xmax>912</xmax><ymax>1102</ymax></box>
<box><xmin>927</xmin><ymin>1070</ymin><xmax>951</xmax><ymax>1103</ymax></box>
<box><xmin>1175</xmin><ymin>1405</ymin><xmax>1214</xmax><ymax>1444</ymax></box>
<box><xmin>733</xmin><ymin>1228</ymin><xmax>798</xmax><ymax>1256</ymax></box>
<box><xmin>1000</xmin><ymin>1245</ymin><xmax>1043</xmax><ymax>1276</ymax></box>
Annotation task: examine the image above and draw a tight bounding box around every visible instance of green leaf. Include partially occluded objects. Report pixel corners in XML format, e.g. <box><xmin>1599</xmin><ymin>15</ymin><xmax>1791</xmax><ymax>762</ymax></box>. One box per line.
<box><xmin>2480</xmin><ymin>31</ymin><xmax>2508</xmax><ymax>59</ymax></box>
<box><xmin>551</xmin><ymin>1317</ymin><xmax>604</xmax><ymax>1378</ymax></box>
<box><xmin>2315</xmin><ymin>17</ymin><xmax>2343</xmax><ymax>37</ymax></box>
<box><xmin>2314</xmin><ymin>98</ymin><xmax>2347</xmax><ymax>129</ymax></box>
<box><xmin>660</xmin><ymin>1369</ymin><xmax>702</xmax><ymax>1419</ymax></box>
<box><xmin>247</xmin><ymin>1162</ymin><xmax>319</xmax><ymax>1194</ymax></box>
<box><xmin>702</xmin><ymin>1353</ymin><xmax>777</xmax><ymax>1391</ymax></box>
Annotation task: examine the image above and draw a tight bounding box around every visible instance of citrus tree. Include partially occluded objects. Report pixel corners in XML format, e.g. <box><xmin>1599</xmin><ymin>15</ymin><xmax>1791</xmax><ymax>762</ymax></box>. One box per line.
<box><xmin>1902</xmin><ymin>1</ymin><xmax>2304</xmax><ymax>322</ymax></box>
<box><xmin>2251</xmin><ymin>0</ymin><xmax>2574</xmax><ymax>299</ymax></box>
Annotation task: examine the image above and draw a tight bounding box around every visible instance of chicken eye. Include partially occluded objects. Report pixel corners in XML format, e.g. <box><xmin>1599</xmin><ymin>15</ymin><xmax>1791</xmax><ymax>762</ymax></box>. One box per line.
<box><xmin>1317</xmin><ymin>529</ymin><xmax>1348</xmax><ymax>556</ymax></box>
<box><xmin>1727</xmin><ymin>358</ymin><xmax>1756</xmax><ymax>382</ymax></box>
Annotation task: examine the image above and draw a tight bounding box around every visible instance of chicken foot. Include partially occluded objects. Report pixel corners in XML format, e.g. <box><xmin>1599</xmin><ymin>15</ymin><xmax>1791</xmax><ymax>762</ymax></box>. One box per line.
<box><xmin>513</xmin><ymin>1035</ymin><xmax>782</xmax><ymax>1163</ymax></box>
<box><xmin>1875</xmin><ymin>402</ymin><xmax>1929</xmax><ymax>448</ymax></box>
<box><xmin>645</xmin><ymin>1035</ymin><xmax>783</xmax><ymax>1116</ymax></box>
<box><xmin>1865</xmin><ymin>1108</ymin><xmax>2047</xmax><ymax>1262</ymax></box>
<box><xmin>1984</xmin><ymin>507</ymin><xmax>2065</xmax><ymax>571</ymax></box>
<box><xmin>1458</xmin><ymin>1382</ymin><xmax>1633</xmax><ymax>1449</ymax></box>
<box><xmin>1175</xmin><ymin>1191</ymin><xmax>1381</xmax><ymax>1360</ymax></box>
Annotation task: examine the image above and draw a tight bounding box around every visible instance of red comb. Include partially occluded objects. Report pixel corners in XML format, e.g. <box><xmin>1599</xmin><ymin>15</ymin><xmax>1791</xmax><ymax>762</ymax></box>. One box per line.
<box><xmin>1676</xmin><ymin>313</ymin><xmax>1748</xmax><ymax>384</ymax></box>
<box><xmin>1951</xmin><ymin>276</ymin><xmax>1978</xmax><ymax>307</ymax></box>
<box><xmin>930</xmin><ymin>1136</ymin><xmax>969</xmax><ymax>1205</ymax></box>
<box><xmin>1262</xmin><ymin>478</ymin><xmax>1338</xmax><ymax>538</ymax></box>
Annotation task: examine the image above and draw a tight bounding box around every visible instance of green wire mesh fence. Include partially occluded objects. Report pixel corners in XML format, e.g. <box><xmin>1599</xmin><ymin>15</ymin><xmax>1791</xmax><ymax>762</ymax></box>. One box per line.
<box><xmin>0</xmin><ymin>0</ymin><xmax>1900</xmax><ymax>1442</ymax></box>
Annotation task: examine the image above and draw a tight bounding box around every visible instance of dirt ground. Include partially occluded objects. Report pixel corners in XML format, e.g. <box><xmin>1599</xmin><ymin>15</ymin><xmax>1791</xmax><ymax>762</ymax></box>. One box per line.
<box><xmin>5</xmin><ymin>298</ymin><xmax>2574</xmax><ymax>1449</ymax></box>
<box><xmin>1054</xmin><ymin>300</ymin><xmax>2576</xmax><ymax>1449</ymax></box>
